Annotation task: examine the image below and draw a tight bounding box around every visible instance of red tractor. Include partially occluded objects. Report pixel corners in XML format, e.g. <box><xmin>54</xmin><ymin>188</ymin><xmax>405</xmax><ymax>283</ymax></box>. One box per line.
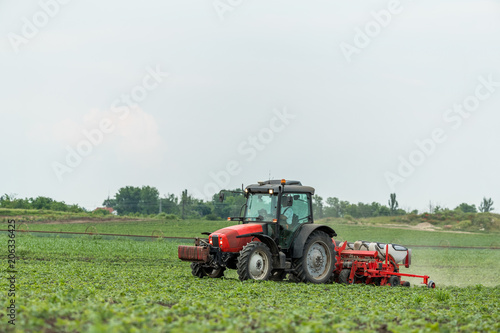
<box><xmin>179</xmin><ymin>179</ymin><xmax>336</xmax><ymax>283</ymax></box>
<box><xmin>178</xmin><ymin>179</ymin><xmax>435</xmax><ymax>287</ymax></box>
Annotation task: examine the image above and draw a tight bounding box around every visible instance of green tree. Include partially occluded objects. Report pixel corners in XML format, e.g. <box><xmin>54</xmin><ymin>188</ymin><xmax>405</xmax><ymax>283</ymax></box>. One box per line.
<box><xmin>31</xmin><ymin>196</ymin><xmax>55</xmax><ymax>210</ymax></box>
<box><xmin>102</xmin><ymin>197</ymin><xmax>117</xmax><ymax>208</ymax></box>
<box><xmin>455</xmin><ymin>203</ymin><xmax>477</xmax><ymax>213</ymax></box>
<box><xmin>345</xmin><ymin>203</ymin><xmax>360</xmax><ymax>218</ymax></box>
<box><xmin>180</xmin><ymin>189</ymin><xmax>191</xmax><ymax>219</ymax></box>
<box><xmin>479</xmin><ymin>197</ymin><xmax>494</xmax><ymax>213</ymax></box>
<box><xmin>324</xmin><ymin>197</ymin><xmax>342</xmax><ymax>217</ymax></box>
<box><xmin>139</xmin><ymin>186</ymin><xmax>160</xmax><ymax>215</ymax></box>
<box><xmin>160</xmin><ymin>194</ymin><xmax>180</xmax><ymax>216</ymax></box>
<box><xmin>50</xmin><ymin>201</ymin><xmax>68</xmax><ymax>212</ymax></box>
<box><xmin>112</xmin><ymin>186</ymin><xmax>161</xmax><ymax>215</ymax></box>
<box><xmin>378</xmin><ymin>205</ymin><xmax>391</xmax><ymax>216</ymax></box>
<box><xmin>12</xmin><ymin>198</ymin><xmax>31</xmax><ymax>209</ymax></box>
<box><xmin>357</xmin><ymin>202</ymin><xmax>373</xmax><ymax>218</ymax></box>
<box><xmin>193</xmin><ymin>201</ymin><xmax>212</xmax><ymax>217</ymax></box>
<box><xmin>212</xmin><ymin>189</ymin><xmax>246</xmax><ymax>219</ymax></box>
<box><xmin>388</xmin><ymin>193</ymin><xmax>398</xmax><ymax>215</ymax></box>
<box><xmin>312</xmin><ymin>195</ymin><xmax>324</xmax><ymax>219</ymax></box>
<box><xmin>115</xmin><ymin>186</ymin><xmax>142</xmax><ymax>215</ymax></box>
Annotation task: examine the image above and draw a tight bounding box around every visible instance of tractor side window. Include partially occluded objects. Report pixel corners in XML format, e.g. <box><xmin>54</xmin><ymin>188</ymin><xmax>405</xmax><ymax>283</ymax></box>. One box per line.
<box><xmin>279</xmin><ymin>193</ymin><xmax>311</xmax><ymax>248</ymax></box>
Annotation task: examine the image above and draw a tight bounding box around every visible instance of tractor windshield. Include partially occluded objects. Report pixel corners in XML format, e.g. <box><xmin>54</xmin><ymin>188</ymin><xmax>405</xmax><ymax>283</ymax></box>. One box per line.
<box><xmin>245</xmin><ymin>193</ymin><xmax>278</xmax><ymax>221</ymax></box>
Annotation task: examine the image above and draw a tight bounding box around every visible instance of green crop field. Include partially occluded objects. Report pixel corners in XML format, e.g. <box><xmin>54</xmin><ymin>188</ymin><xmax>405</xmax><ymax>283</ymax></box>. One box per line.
<box><xmin>14</xmin><ymin>218</ymin><xmax>500</xmax><ymax>287</ymax></box>
<box><xmin>23</xmin><ymin>218</ymin><xmax>500</xmax><ymax>246</ymax></box>
<box><xmin>1</xmin><ymin>219</ymin><xmax>499</xmax><ymax>332</ymax></box>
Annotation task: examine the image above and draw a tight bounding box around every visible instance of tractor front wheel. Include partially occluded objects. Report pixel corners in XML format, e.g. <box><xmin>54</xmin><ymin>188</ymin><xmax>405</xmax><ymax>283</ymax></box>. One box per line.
<box><xmin>191</xmin><ymin>262</ymin><xmax>206</xmax><ymax>278</ymax></box>
<box><xmin>292</xmin><ymin>231</ymin><xmax>335</xmax><ymax>284</ymax></box>
<box><xmin>204</xmin><ymin>267</ymin><xmax>225</xmax><ymax>278</ymax></box>
<box><xmin>191</xmin><ymin>263</ymin><xmax>225</xmax><ymax>278</ymax></box>
<box><xmin>237</xmin><ymin>241</ymin><xmax>272</xmax><ymax>281</ymax></box>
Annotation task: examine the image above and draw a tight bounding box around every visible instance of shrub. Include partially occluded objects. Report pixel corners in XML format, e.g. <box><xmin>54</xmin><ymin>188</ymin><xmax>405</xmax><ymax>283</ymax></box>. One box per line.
<box><xmin>472</xmin><ymin>213</ymin><xmax>493</xmax><ymax>230</ymax></box>
<box><xmin>204</xmin><ymin>213</ymin><xmax>220</xmax><ymax>221</ymax></box>
<box><xmin>456</xmin><ymin>220</ymin><xmax>472</xmax><ymax>230</ymax></box>
<box><xmin>344</xmin><ymin>214</ymin><xmax>354</xmax><ymax>222</ymax></box>
<box><xmin>92</xmin><ymin>209</ymin><xmax>111</xmax><ymax>216</ymax></box>
<box><xmin>156</xmin><ymin>212</ymin><xmax>167</xmax><ymax>219</ymax></box>
<box><xmin>162</xmin><ymin>214</ymin><xmax>178</xmax><ymax>220</ymax></box>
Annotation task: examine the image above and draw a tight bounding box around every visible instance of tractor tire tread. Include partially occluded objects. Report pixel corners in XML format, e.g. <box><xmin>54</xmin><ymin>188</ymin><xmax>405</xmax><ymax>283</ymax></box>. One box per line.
<box><xmin>191</xmin><ymin>262</ymin><xmax>206</xmax><ymax>278</ymax></box>
<box><xmin>237</xmin><ymin>241</ymin><xmax>272</xmax><ymax>281</ymax></box>
<box><xmin>339</xmin><ymin>268</ymin><xmax>352</xmax><ymax>284</ymax></box>
<box><xmin>292</xmin><ymin>230</ymin><xmax>336</xmax><ymax>284</ymax></box>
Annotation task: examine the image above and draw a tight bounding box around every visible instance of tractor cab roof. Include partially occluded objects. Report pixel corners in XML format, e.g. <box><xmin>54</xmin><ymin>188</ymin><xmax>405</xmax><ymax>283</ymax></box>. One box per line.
<box><xmin>245</xmin><ymin>180</ymin><xmax>315</xmax><ymax>195</ymax></box>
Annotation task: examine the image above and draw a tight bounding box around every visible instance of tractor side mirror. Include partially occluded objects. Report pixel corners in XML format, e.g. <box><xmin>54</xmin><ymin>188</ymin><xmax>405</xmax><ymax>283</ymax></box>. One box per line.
<box><xmin>219</xmin><ymin>192</ymin><xmax>225</xmax><ymax>202</ymax></box>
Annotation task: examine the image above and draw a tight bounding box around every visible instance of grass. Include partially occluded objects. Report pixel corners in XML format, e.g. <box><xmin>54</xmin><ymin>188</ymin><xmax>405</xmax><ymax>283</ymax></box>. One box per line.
<box><xmin>320</xmin><ymin>211</ymin><xmax>500</xmax><ymax>233</ymax></box>
<box><xmin>23</xmin><ymin>217</ymin><xmax>500</xmax><ymax>248</ymax></box>
<box><xmin>1</xmin><ymin>233</ymin><xmax>499</xmax><ymax>332</ymax></box>
<box><xmin>22</xmin><ymin>219</ymin><xmax>233</xmax><ymax>238</ymax></box>
<box><xmin>0</xmin><ymin>208</ymin><xmax>140</xmax><ymax>223</ymax></box>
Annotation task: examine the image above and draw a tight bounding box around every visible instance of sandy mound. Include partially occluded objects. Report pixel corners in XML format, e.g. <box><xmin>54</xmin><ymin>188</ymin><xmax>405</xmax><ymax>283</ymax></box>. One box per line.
<box><xmin>415</xmin><ymin>222</ymin><xmax>436</xmax><ymax>230</ymax></box>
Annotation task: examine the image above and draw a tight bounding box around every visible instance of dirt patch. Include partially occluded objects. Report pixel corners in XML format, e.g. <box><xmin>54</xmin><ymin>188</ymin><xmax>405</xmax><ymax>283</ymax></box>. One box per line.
<box><xmin>363</xmin><ymin>222</ymin><xmax>478</xmax><ymax>235</ymax></box>
<box><xmin>414</xmin><ymin>222</ymin><xmax>437</xmax><ymax>230</ymax></box>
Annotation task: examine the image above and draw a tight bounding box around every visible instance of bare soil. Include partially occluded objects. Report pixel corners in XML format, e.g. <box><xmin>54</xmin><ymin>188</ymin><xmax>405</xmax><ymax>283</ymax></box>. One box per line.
<box><xmin>364</xmin><ymin>222</ymin><xmax>478</xmax><ymax>235</ymax></box>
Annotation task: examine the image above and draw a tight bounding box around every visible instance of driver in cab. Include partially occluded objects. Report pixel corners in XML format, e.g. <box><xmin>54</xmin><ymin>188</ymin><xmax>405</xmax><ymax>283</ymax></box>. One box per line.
<box><xmin>280</xmin><ymin>195</ymin><xmax>294</xmax><ymax>229</ymax></box>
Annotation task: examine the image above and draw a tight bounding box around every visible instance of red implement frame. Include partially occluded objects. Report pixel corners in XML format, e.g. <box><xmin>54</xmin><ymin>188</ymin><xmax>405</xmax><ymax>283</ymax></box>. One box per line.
<box><xmin>333</xmin><ymin>241</ymin><xmax>435</xmax><ymax>288</ymax></box>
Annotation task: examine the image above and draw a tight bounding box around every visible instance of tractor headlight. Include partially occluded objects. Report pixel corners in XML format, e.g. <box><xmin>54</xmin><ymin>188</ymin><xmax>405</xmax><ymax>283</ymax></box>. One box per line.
<box><xmin>215</xmin><ymin>234</ymin><xmax>228</xmax><ymax>251</ymax></box>
<box><xmin>269</xmin><ymin>189</ymin><xmax>274</xmax><ymax>194</ymax></box>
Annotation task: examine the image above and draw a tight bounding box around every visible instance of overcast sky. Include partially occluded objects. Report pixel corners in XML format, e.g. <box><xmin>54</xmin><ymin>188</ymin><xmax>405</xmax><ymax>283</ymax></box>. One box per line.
<box><xmin>1</xmin><ymin>0</ymin><xmax>499</xmax><ymax>213</ymax></box>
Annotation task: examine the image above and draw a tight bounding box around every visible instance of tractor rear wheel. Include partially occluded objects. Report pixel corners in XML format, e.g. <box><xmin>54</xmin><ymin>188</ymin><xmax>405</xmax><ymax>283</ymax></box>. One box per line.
<box><xmin>237</xmin><ymin>241</ymin><xmax>273</xmax><ymax>281</ymax></box>
<box><xmin>339</xmin><ymin>268</ymin><xmax>353</xmax><ymax>284</ymax></box>
<box><xmin>291</xmin><ymin>231</ymin><xmax>335</xmax><ymax>284</ymax></box>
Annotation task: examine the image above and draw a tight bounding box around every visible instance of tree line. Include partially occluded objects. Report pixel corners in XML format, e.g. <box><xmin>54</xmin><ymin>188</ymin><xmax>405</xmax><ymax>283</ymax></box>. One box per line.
<box><xmin>0</xmin><ymin>194</ymin><xmax>85</xmax><ymax>213</ymax></box>
<box><xmin>102</xmin><ymin>186</ymin><xmax>246</xmax><ymax>219</ymax></box>
<box><xmin>0</xmin><ymin>188</ymin><xmax>494</xmax><ymax>220</ymax></box>
<box><xmin>101</xmin><ymin>187</ymin><xmax>495</xmax><ymax>220</ymax></box>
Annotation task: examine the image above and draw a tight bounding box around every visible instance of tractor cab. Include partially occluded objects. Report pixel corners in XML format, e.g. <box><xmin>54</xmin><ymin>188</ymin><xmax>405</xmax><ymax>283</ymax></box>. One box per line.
<box><xmin>241</xmin><ymin>180</ymin><xmax>314</xmax><ymax>249</ymax></box>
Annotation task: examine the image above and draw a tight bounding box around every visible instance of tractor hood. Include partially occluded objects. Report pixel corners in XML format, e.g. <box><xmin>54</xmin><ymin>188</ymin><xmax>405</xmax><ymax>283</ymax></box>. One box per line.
<box><xmin>209</xmin><ymin>223</ymin><xmax>264</xmax><ymax>252</ymax></box>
